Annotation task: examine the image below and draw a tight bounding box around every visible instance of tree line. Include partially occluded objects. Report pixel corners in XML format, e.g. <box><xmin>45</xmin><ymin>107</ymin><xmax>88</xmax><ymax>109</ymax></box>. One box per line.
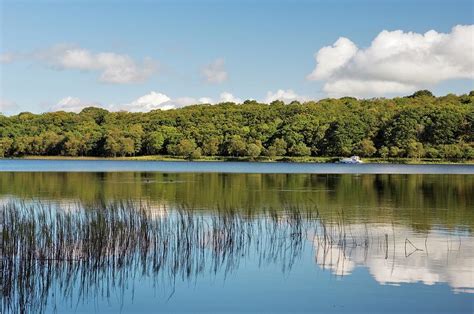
<box><xmin>1</xmin><ymin>90</ymin><xmax>473</xmax><ymax>160</ymax></box>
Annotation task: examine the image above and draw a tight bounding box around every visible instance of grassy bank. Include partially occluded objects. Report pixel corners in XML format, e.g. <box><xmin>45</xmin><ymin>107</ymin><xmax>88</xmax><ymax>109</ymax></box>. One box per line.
<box><xmin>9</xmin><ymin>155</ymin><xmax>474</xmax><ymax>164</ymax></box>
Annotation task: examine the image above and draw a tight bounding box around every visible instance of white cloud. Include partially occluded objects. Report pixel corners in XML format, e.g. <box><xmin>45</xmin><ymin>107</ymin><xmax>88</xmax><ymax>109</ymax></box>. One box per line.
<box><xmin>51</xmin><ymin>96</ymin><xmax>99</xmax><ymax>113</ymax></box>
<box><xmin>198</xmin><ymin>97</ymin><xmax>214</xmax><ymax>104</ymax></box>
<box><xmin>13</xmin><ymin>89</ymin><xmax>309</xmax><ymax>115</ymax></box>
<box><xmin>323</xmin><ymin>80</ymin><xmax>416</xmax><ymax>97</ymax></box>
<box><xmin>106</xmin><ymin>92</ymin><xmax>209</xmax><ymax>112</ymax></box>
<box><xmin>37</xmin><ymin>44</ymin><xmax>157</xmax><ymax>84</ymax></box>
<box><xmin>51</xmin><ymin>94</ymin><xmax>171</xmax><ymax>113</ymax></box>
<box><xmin>49</xmin><ymin>91</ymin><xmax>241</xmax><ymax>114</ymax></box>
<box><xmin>172</xmin><ymin>97</ymin><xmax>200</xmax><ymax>107</ymax></box>
<box><xmin>116</xmin><ymin>91</ymin><xmax>172</xmax><ymax>111</ymax></box>
<box><xmin>185</xmin><ymin>92</ymin><xmax>242</xmax><ymax>106</ymax></box>
<box><xmin>219</xmin><ymin>92</ymin><xmax>241</xmax><ymax>103</ymax></box>
<box><xmin>115</xmin><ymin>91</ymin><xmax>242</xmax><ymax>112</ymax></box>
<box><xmin>201</xmin><ymin>58</ymin><xmax>228</xmax><ymax>83</ymax></box>
<box><xmin>307</xmin><ymin>25</ymin><xmax>474</xmax><ymax>97</ymax></box>
<box><xmin>307</xmin><ymin>37</ymin><xmax>358</xmax><ymax>81</ymax></box>
<box><xmin>264</xmin><ymin>89</ymin><xmax>307</xmax><ymax>103</ymax></box>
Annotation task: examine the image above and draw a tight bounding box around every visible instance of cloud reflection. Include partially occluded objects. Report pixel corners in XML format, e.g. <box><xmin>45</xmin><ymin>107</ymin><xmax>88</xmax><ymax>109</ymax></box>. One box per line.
<box><xmin>314</xmin><ymin>224</ymin><xmax>474</xmax><ymax>292</ymax></box>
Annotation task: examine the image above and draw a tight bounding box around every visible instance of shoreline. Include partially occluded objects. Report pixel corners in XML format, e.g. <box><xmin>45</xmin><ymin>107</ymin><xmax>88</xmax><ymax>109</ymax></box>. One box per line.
<box><xmin>3</xmin><ymin>155</ymin><xmax>474</xmax><ymax>165</ymax></box>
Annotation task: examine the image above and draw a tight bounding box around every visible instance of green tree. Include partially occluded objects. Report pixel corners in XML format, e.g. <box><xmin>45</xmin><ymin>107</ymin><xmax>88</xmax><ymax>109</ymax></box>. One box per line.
<box><xmin>389</xmin><ymin>146</ymin><xmax>402</xmax><ymax>158</ymax></box>
<box><xmin>379</xmin><ymin>146</ymin><xmax>389</xmax><ymax>158</ymax></box>
<box><xmin>440</xmin><ymin>144</ymin><xmax>463</xmax><ymax>159</ymax></box>
<box><xmin>80</xmin><ymin>107</ymin><xmax>109</xmax><ymax>125</ymax></box>
<box><xmin>423</xmin><ymin>109</ymin><xmax>463</xmax><ymax>145</ymax></box>
<box><xmin>63</xmin><ymin>132</ymin><xmax>85</xmax><ymax>156</ymax></box>
<box><xmin>0</xmin><ymin>91</ymin><xmax>472</xmax><ymax>161</ymax></box>
<box><xmin>145</xmin><ymin>131</ymin><xmax>165</xmax><ymax>155</ymax></box>
<box><xmin>104</xmin><ymin>135</ymin><xmax>121</xmax><ymax>157</ymax></box>
<box><xmin>190</xmin><ymin>147</ymin><xmax>202</xmax><ymax>160</ymax></box>
<box><xmin>356</xmin><ymin>139</ymin><xmax>376</xmax><ymax>157</ymax></box>
<box><xmin>0</xmin><ymin>137</ymin><xmax>13</xmax><ymax>157</ymax></box>
<box><xmin>119</xmin><ymin>137</ymin><xmax>135</xmax><ymax>156</ymax></box>
<box><xmin>202</xmin><ymin>137</ymin><xmax>220</xmax><ymax>156</ymax></box>
<box><xmin>264</xmin><ymin>146</ymin><xmax>278</xmax><ymax>159</ymax></box>
<box><xmin>246</xmin><ymin>143</ymin><xmax>261</xmax><ymax>159</ymax></box>
<box><xmin>383</xmin><ymin>110</ymin><xmax>425</xmax><ymax>154</ymax></box>
<box><xmin>128</xmin><ymin>124</ymin><xmax>144</xmax><ymax>154</ymax></box>
<box><xmin>271</xmin><ymin>138</ymin><xmax>287</xmax><ymax>156</ymax></box>
<box><xmin>408</xmin><ymin>90</ymin><xmax>434</xmax><ymax>98</ymax></box>
<box><xmin>160</xmin><ymin>126</ymin><xmax>184</xmax><ymax>151</ymax></box>
<box><xmin>169</xmin><ymin>139</ymin><xmax>197</xmax><ymax>158</ymax></box>
<box><xmin>461</xmin><ymin>144</ymin><xmax>474</xmax><ymax>159</ymax></box>
<box><xmin>12</xmin><ymin>137</ymin><xmax>31</xmax><ymax>156</ymax></box>
<box><xmin>407</xmin><ymin>141</ymin><xmax>425</xmax><ymax>159</ymax></box>
<box><xmin>323</xmin><ymin>118</ymin><xmax>368</xmax><ymax>156</ymax></box>
<box><xmin>289</xmin><ymin>143</ymin><xmax>311</xmax><ymax>156</ymax></box>
<box><xmin>424</xmin><ymin>146</ymin><xmax>440</xmax><ymax>158</ymax></box>
<box><xmin>227</xmin><ymin>136</ymin><xmax>247</xmax><ymax>157</ymax></box>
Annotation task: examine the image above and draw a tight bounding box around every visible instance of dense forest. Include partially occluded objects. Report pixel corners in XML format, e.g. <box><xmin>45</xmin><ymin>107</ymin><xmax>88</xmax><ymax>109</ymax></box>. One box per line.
<box><xmin>1</xmin><ymin>90</ymin><xmax>473</xmax><ymax>160</ymax></box>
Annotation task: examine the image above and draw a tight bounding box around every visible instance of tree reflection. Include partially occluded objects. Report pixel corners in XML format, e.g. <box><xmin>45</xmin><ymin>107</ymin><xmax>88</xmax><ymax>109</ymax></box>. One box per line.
<box><xmin>1</xmin><ymin>201</ymin><xmax>472</xmax><ymax>313</ymax></box>
<box><xmin>1</xmin><ymin>202</ymin><xmax>318</xmax><ymax>313</ymax></box>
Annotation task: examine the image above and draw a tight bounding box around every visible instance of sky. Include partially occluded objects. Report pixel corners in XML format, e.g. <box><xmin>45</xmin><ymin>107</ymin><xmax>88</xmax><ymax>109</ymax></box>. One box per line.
<box><xmin>0</xmin><ymin>0</ymin><xmax>473</xmax><ymax>114</ymax></box>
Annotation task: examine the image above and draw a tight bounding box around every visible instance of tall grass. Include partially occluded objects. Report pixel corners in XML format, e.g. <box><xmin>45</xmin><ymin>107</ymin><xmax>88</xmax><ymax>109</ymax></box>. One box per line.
<box><xmin>1</xmin><ymin>201</ymin><xmax>374</xmax><ymax>313</ymax></box>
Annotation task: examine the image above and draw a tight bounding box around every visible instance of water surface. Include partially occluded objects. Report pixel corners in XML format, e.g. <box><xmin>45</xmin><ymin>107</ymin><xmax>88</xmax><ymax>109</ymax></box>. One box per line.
<box><xmin>1</xmin><ymin>159</ymin><xmax>473</xmax><ymax>174</ymax></box>
<box><xmin>0</xmin><ymin>160</ymin><xmax>472</xmax><ymax>313</ymax></box>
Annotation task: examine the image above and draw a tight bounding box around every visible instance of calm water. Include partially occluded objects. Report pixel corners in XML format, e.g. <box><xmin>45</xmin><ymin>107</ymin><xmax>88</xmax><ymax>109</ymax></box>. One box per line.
<box><xmin>1</xmin><ymin>158</ymin><xmax>474</xmax><ymax>174</ymax></box>
<box><xmin>1</xmin><ymin>160</ymin><xmax>473</xmax><ymax>313</ymax></box>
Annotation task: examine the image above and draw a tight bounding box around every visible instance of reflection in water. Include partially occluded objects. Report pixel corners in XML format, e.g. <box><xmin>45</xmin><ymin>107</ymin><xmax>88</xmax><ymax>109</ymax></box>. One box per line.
<box><xmin>314</xmin><ymin>224</ymin><xmax>474</xmax><ymax>293</ymax></box>
<box><xmin>1</xmin><ymin>172</ymin><xmax>473</xmax><ymax>230</ymax></box>
<box><xmin>1</xmin><ymin>201</ymin><xmax>314</xmax><ymax>313</ymax></box>
<box><xmin>1</xmin><ymin>201</ymin><xmax>472</xmax><ymax>313</ymax></box>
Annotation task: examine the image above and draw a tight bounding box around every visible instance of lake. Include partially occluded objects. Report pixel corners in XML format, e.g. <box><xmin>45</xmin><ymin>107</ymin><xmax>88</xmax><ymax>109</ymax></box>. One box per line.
<box><xmin>1</xmin><ymin>160</ymin><xmax>473</xmax><ymax>313</ymax></box>
<box><xmin>1</xmin><ymin>158</ymin><xmax>474</xmax><ymax>173</ymax></box>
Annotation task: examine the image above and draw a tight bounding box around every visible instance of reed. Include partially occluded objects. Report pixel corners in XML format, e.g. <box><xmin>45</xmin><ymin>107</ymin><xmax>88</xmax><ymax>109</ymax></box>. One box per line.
<box><xmin>1</xmin><ymin>201</ymin><xmax>372</xmax><ymax>313</ymax></box>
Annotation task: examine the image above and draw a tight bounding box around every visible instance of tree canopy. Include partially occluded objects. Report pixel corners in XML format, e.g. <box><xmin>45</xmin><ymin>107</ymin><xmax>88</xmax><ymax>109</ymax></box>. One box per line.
<box><xmin>1</xmin><ymin>91</ymin><xmax>473</xmax><ymax>160</ymax></box>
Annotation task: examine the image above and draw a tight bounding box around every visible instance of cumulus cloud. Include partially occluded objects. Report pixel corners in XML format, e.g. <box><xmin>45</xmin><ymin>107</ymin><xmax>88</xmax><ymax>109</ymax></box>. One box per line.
<box><xmin>119</xmin><ymin>91</ymin><xmax>172</xmax><ymax>111</ymax></box>
<box><xmin>116</xmin><ymin>91</ymin><xmax>242</xmax><ymax>111</ymax></box>
<box><xmin>307</xmin><ymin>37</ymin><xmax>358</xmax><ymax>81</ymax></box>
<box><xmin>117</xmin><ymin>92</ymin><xmax>204</xmax><ymax>112</ymax></box>
<box><xmin>13</xmin><ymin>89</ymin><xmax>311</xmax><ymax>114</ymax></box>
<box><xmin>34</xmin><ymin>44</ymin><xmax>157</xmax><ymax>84</ymax></box>
<box><xmin>51</xmin><ymin>96</ymin><xmax>100</xmax><ymax>113</ymax></box>
<box><xmin>167</xmin><ymin>92</ymin><xmax>242</xmax><ymax>107</ymax></box>
<box><xmin>201</xmin><ymin>58</ymin><xmax>228</xmax><ymax>83</ymax></box>
<box><xmin>219</xmin><ymin>92</ymin><xmax>241</xmax><ymax>103</ymax></box>
<box><xmin>264</xmin><ymin>89</ymin><xmax>307</xmax><ymax>103</ymax></box>
<box><xmin>51</xmin><ymin>94</ymin><xmax>171</xmax><ymax>113</ymax></box>
<box><xmin>51</xmin><ymin>91</ymin><xmax>244</xmax><ymax>114</ymax></box>
<box><xmin>307</xmin><ymin>25</ymin><xmax>474</xmax><ymax>97</ymax></box>
<box><xmin>198</xmin><ymin>97</ymin><xmax>214</xmax><ymax>104</ymax></box>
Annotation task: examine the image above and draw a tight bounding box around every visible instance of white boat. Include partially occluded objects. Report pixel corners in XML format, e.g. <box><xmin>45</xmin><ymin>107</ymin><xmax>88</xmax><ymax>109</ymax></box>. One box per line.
<box><xmin>340</xmin><ymin>156</ymin><xmax>363</xmax><ymax>164</ymax></box>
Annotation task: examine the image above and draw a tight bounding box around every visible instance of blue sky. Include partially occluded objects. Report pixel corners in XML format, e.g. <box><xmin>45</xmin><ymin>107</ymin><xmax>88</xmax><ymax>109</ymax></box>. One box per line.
<box><xmin>0</xmin><ymin>0</ymin><xmax>473</xmax><ymax>114</ymax></box>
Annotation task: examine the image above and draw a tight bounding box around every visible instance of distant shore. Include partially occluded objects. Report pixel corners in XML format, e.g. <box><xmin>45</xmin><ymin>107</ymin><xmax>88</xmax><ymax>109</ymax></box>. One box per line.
<box><xmin>6</xmin><ymin>155</ymin><xmax>474</xmax><ymax>165</ymax></box>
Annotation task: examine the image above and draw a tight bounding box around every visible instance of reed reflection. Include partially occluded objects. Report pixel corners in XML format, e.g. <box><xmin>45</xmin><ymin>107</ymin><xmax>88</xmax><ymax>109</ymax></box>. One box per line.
<box><xmin>0</xmin><ymin>172</ymin><xmax>473</xmax><ymax>230</ymax></box>
<box><xmin>1</xmin><ymin>201</ymin><xmax>317</xmax><ymax>313</ymax></box>
<box><xmin>1</xmin><ymin>201</ymin><xmax>472</xmax><ymax>314</ymax></box>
